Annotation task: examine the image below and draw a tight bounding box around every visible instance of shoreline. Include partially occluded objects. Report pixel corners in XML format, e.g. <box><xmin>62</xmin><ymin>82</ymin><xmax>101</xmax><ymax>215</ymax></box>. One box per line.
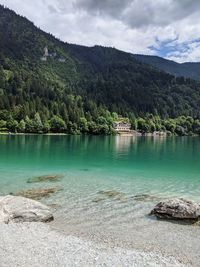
<box><xmin>0</xmin><ymin>131</ymin><xmax>199</xmax><ymax>137</ymax></box>
<box><xmin>50</xmin><ymin>208</ymin><xmax>200</xmax><ymax>267</ymax></box>
<box><xmin>0</xmin><ymin>193</ymin><xmax>199</xmax><ymax>267</ymax></box>
<box><xmin>0</xmin><ymin>132</ymin><xmax>68</xmax><ymax>136</ymax></box>
<box><xmin>0</xmin><ymin>222</ymin><xmax>185</xmax><ymax>267</ymax></box>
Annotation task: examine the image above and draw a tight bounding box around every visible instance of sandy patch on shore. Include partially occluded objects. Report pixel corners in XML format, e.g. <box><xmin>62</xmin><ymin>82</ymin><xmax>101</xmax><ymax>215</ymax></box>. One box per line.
<box><xmin>50</xmin><ymin>213</ymin><xmax>200</xmax><ymax>267</ymax></box>
<box><xmin>0</xmin><ymin>222</ymin><xmax>184</xmax><ymax>267</ymax></box>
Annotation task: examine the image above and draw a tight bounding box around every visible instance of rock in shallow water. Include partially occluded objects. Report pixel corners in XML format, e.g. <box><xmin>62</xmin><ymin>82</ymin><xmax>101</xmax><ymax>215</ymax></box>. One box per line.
<box><xmin>27</xmin><ymin>174</ymin><xmax>64</xmax><ymax>183</ymax></box>
<box><xmin>92</xmin><ymin>190</ymin><xmax>127</xmax><ymax>203</ymax></box>
<box><xmin>132</xmin><ymin>193</ymin><xmax>161</xmax><ymax>202</ymax></box>
<box><xmin>151</xmin><ymin>198</ymin><xmax>200</xmax><ymax>222</ymax></box>
<box><xmin>98</xmin><ymin>190</ymin><xmax>124</xmax><ymax>198</ymax></box>
<box><xmin>12</xmin><ymin>187</ymin><xmax>62</xmax><ymax>200</ymax></box>
<box><xmin>0</xmin><ymin>195</ymin><xmax>54</xmax><ymax>224</ymax></box>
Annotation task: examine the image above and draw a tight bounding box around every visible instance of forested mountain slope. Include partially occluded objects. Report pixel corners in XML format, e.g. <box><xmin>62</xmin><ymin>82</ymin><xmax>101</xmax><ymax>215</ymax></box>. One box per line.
<box><xmin>1</xmin><ymin>5</ymin><xmax>200</xmax><ymax>134</ymax></box>
<box><xmin>134</xmin><ymin>54</ymin><xmax>200</xmax><ymax>81</ymax></box>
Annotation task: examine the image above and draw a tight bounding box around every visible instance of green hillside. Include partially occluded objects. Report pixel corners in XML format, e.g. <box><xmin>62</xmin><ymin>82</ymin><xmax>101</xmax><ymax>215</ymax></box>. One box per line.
<box><xmin>134</xmin><ymin>54</ymin><xmax>200</xmax><ymax>81</ymax></box>
<box><xmin>1</xmin><ymin>5</ymin><xmax>200</xmax><ymax>135</ymax></box>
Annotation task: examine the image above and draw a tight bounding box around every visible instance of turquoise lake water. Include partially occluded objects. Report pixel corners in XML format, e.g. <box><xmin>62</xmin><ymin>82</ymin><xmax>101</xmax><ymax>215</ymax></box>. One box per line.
<box><xmin>0</xmin><ymin>135</ymin><xmax>200</xmax><ymax>197</ymax></box>
<box><xmin>0</xmin><ymin>135</ymin><xmax>200</xmax><ymax>236</ymax></box>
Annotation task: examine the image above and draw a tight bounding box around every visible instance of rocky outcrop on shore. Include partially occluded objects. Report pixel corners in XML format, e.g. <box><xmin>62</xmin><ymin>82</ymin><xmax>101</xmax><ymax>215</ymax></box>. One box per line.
<box><xmin>151</xmin><ymin>198</ymin><xmax>200</xmax><ymax>222</ymax></box>
<box><xmin>0</xmin><ymin>195</ymin><xmax>54</xmax><ymax>223</ymax></box>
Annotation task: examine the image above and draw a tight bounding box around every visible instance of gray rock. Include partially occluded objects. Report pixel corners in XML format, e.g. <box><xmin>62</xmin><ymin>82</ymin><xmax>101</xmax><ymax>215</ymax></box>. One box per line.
<box><xmin>0</xmin><ymin>195</ymin><xmax>54</xmax><ymax>224</ymax></box>
<box><xmin>151</xmin><ymin>198</ymin><xmax>200</xmax><ymax>221</ymax></box>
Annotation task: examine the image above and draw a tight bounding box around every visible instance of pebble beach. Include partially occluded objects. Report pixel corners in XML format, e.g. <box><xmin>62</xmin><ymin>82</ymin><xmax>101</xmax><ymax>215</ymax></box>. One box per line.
<box><xmin>0</xmin><ymin>222</ymin><xmax>186</xmax><ymax>267</ymax></box>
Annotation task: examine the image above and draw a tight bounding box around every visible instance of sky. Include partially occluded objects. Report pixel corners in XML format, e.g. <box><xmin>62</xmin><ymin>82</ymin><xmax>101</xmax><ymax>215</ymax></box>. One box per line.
<box><xmin>1</xmin><ymin>0</ymin><xmax>200</xmax><ymax>63</ymax></box>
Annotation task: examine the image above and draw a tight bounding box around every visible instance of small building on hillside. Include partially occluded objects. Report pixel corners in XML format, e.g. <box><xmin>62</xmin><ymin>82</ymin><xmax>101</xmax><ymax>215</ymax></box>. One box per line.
<box><xmin>58</xmin><ymin>57</ymin><xmax>66</xmax><ymax>62</ymax></box>
<box><xmin>113</xmin><ymin>121</ymin><xmax>131</xmax><ymax>132</ymax></box>
<box><xmin>49</xmin><ymin>52</ymin><xmax>57</xmax><ymax>58</ymax></box>
<box><xmin>41</xmin><ymin>56</ymin><xmax>47</xmax><ymax>61</ymax></box>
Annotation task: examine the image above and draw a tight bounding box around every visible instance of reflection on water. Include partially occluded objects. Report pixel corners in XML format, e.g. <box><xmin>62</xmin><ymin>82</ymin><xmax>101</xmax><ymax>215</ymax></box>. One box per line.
<box><xmin>114</xmin><ymin>135</ymin><xmax>136</xmax><ymax>153</ymax></box>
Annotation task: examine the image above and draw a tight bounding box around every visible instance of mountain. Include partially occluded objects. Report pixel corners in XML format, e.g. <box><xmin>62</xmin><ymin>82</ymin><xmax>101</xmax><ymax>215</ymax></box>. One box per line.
<box><xmin>1</xmin><ymin>5</ymin><xmax>200</xmax><ymax>134</ymax></box>
<box><xmin>133</xmin><ymin>54</ymin><xmax>200</xmax><ymax>81</ymax></box>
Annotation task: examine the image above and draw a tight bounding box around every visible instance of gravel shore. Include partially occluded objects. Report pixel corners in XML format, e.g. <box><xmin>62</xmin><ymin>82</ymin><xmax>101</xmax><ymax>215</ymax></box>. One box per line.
<box><xmin>0</xmin><ymin>222</ymin><xmax>184</xmax><ymax>267</ymax></box>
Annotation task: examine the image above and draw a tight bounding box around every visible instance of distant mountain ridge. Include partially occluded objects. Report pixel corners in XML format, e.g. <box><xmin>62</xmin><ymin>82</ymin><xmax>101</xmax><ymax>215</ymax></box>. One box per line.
<box><xmin>133</xmin><ymin>54</ymin><xmax>200</xmax><ymax>81</ymax></box>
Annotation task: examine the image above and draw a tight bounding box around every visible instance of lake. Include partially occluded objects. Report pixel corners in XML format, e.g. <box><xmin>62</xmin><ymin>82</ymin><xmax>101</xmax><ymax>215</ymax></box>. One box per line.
<box><xmin>0</xmin><ymin>135</ymin><xmax>200</xmax><ymax>254</ymax></box>
<box><xmin>0</xmin><ymin>135</ymin><xmax>200</xmax><ymax>198</ymax></box>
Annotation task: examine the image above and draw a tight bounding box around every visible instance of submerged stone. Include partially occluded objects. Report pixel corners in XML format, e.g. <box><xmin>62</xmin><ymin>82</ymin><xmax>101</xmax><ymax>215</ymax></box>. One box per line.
<box><xmin>151</xmin><ymin>198</ymin><xmax>200</xmax><ymax>222</ymax></box>
<box><xmin>47</xmin><ymin>203</ymin><xmax>61</xmax><ymax>209</ymax></box>
<box><xmin>132</xmin><ymin>194</ymin><xmax>161</xmax><ymax>202</ymax></box>
<box><xmin>0</xmin><ymin>195</ymin><xmax>54</xmax><ymax>223</ymax></box>
<box><xmin>27</xmin><ymin>174</ymin><xmax>64</xmax><ymax>183</ymax></box>
<box><xmin>93</xmin><ymin>190</ymin><xmax>127</xmax><ymax>203</ymax></box>
<box><xmin>92</xmin><ymin>196</ymin><xmax>106</xmax><ymax>203</ymax></box>
<box><xmin>12</xmin><ymin>187</ymin><xmax>62</xmax><ymax>200</ymax></box>
<box><xmin>98</xmin><ymin>190</ymin><xmax>124</xmax><ymax>198</ymax></box>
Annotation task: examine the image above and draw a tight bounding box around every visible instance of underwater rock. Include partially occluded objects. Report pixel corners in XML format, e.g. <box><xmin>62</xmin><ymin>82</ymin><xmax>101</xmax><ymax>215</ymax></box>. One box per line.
<box><xmin>132</xmin><ymin>194</ymin><xmax>161</xmax><ymax>202</ymax></box>
<box><xmin>93</xmin><ymin>190</ymin><xmax>127</xmax><ymax>203</ymax></box>
<box><xmin>12</xmin><ymin>187</ymin><xmax>62</xmax><ymax>201</ymax></box>
<box><xmin>27</xmin><ymin>174</ymin><xmax>64</xmax><ymax>183</ymax></box>
<box><xmin>0</xmin><ymin>195</ymin><xmax>54</xmax><ymax>223</ymax></box>
<box><xmin>98</xmin><ymin>190</ymin><xmax>125</xmax><ymax>198</ymax></box>
<box><xmin>47</xmin><ymin>203</ymin><xmax>61</xmax><ymax>209</ymax></box>
<box><xmin>92</xmin><ymin>196</ymin><xmax>106</xmax><ymax>203</ymax></box>
<box><xmin>151</xmin><ymin>198</ymin><xmax>200</xmax><ymax>222</ymax></box>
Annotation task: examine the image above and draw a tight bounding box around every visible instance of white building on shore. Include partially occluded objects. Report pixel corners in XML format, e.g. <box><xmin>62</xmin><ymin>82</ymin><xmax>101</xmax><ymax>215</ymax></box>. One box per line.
<box><xmin>113</xmin><ymin>121</ymin><xmax>131</xmax><ymax>132</ymax></box>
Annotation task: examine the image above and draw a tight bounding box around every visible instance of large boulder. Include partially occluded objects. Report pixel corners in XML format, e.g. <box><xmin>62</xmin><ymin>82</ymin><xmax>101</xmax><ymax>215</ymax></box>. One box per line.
<box><xmin>151</xmin><ymin>198</ymin><xmax>200</xmax><ymax>221</ymax></box>
<box><xmin>0</xmin><ymin>195</ymin><xmax>54</xmax><ymax>224</ymax></box>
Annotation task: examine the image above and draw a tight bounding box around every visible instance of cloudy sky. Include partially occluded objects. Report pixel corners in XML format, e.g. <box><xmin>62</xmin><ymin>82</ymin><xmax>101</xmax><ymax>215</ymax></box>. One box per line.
<box><xmin>1</xmin><ymin>0</ymin><xmax>200</xmax><ymax>62</ymax></box>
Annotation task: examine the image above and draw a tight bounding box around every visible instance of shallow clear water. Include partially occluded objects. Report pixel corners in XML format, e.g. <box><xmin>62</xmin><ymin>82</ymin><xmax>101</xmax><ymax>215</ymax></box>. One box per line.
<box><xmin>0</xmin><ymin>135</ymin><xmax>200</xmax><ymax>238</ymax></box>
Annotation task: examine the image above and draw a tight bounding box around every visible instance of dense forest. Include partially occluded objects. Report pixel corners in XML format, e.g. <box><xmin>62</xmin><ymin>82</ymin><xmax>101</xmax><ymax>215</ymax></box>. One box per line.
<box><xmin>134</xmin><ymin>54</ymin><xmax>200</xmax><ymax>81</ymax></box>
<box><xmin>1</xmin><ymin>5</ymin><xmax>200</xmax><ymax>135</ymax></box>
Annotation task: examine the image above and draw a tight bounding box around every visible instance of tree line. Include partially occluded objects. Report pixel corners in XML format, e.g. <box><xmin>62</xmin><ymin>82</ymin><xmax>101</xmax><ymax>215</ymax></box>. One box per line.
<box><xmin>1</xmin><ymin>110</ymin><xmax>200</xmax><ymax>136</ymax></box>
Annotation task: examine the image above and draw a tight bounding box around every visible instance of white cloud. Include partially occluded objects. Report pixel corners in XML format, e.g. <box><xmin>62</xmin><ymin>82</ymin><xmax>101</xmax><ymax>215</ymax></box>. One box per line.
<box><xmin>1</xmin><ymin>0</ymin><xmax>200</xmax><ymax>62</ymax></box>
